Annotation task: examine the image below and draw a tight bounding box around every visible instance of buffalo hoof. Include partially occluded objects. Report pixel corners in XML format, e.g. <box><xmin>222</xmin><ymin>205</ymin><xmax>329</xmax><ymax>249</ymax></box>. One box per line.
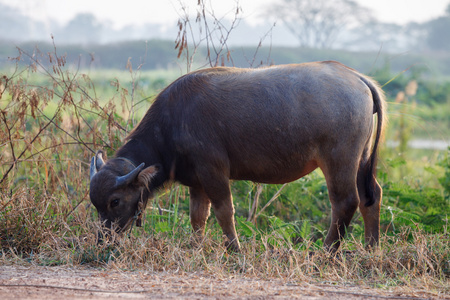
<box><xmin>225</xmin><ymin>240</ymin><xmax>241</xmax><ymax>253</ymax></box>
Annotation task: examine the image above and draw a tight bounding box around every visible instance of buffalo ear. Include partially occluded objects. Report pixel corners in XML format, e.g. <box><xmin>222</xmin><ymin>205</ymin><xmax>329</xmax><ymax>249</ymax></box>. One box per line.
<box><xmin>137</xmin><ymin>165</ymin><xmax>159</xmax><ymax>190</ymax></box>
<box><xmin>95</xmin><ymin>150</ymin><xmax>106</xmax><ymax>170</ymax></box>
<box><xmin>90</xmin><ymin>150</ymin><xmax>106</xmax><ymax>180</ymax></box>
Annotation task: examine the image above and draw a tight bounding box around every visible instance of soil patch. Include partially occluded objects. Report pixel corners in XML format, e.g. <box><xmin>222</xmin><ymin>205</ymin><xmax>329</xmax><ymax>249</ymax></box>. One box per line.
<box><xmin>0</xmin><ymin>265</ymin><xmax>445</xmax><ymax>299</ymax></box>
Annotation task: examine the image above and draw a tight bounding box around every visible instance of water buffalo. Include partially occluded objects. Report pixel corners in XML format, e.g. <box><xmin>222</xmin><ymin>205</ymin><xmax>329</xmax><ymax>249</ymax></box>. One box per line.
<box><xmin>89</xmin><ymin>61</ymin><xmax>386</xmax><ymax>251</ymax></box>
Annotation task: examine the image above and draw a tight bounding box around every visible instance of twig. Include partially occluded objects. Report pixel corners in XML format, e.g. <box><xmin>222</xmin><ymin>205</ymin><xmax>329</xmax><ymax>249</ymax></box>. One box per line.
<box><xmin>255</xmin><ymin>183</ymin><xmax>288</xmax><ymax>219</ymax></box>
<box><xmin>0</xmin><ymin>106</ymin><xmax>59</xmax><ymax>186</ymax></box>
<box><xmin>247</xmin><ymin>183</ymin><xmax>263</xmax><ymax>223</ymax></box>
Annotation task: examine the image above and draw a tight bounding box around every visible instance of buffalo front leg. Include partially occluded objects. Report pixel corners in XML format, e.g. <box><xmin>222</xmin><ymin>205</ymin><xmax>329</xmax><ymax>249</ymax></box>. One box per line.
<box><xmin>189</xmin><ymin>187</ymin><xmax>211</xmax><ymax>242</ymax></box>
<box><xmin>212</xmin><ymin>195</ymin><xmax>240</xmax><ymax>252</ymax></box>
<box><xmin>201</xmin><ymin>178</ymin><xmax>240</xmax><ymax>252</ymax></box>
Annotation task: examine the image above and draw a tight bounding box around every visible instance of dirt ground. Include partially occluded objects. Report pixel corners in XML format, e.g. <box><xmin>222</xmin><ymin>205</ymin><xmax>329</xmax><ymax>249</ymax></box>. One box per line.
<box><xmin>0</xmin><ymin>265</ymin><xmax>447</xmax><ymax>300</ymax></box>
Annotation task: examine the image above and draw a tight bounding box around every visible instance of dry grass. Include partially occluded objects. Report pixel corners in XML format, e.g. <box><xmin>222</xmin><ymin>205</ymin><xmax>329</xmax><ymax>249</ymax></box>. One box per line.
<box><xmin>1</xmin><ymin>185</ymin><xmax>448</xmax><ymax>296</ymax></box>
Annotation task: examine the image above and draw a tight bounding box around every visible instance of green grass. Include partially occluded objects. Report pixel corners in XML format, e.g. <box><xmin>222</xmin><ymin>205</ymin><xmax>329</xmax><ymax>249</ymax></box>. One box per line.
<box><xmin>386</xmin><ymin>101</ymin><xmax>450</xmax><ymax>141</ymax></box>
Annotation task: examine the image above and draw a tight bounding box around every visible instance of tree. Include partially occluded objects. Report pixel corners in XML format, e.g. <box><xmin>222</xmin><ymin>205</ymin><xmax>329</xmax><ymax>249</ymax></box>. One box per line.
<box><xmin>59</xmin><ymin>13</ymin><xmax>103</xmax><ymax>45</ymax></box>
<box><xmin>426</xmin><ymin>3</ymin><xmax>450</xmax><ymax>51</ymax></box>
<box><xmin>0</xmin><ymin>3</ymin><xmax>37</xmax><ymax>41</ymax></box>
<box><xmin>269</xmin><ymin>0</ymin><xmax>370</xmax><ymax>49</ymax></box>
<box><xmin>342</xmin><ymin>21</ymin><xmax>410</xmax><ymax>52</ymax></box>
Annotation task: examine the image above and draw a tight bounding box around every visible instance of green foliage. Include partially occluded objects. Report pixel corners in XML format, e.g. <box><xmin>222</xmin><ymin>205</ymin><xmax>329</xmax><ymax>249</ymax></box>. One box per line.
<box><xmin>376</xmin><ymin>146</ymin><xmax>449</xmax><ymax>238</ymax></box>
<box><xmin>382</xmin><ymin>183</ymin><xmax>448</xmax><ymax>233</ymax></box>
<box><xmin>438</xmin><ymin>148</ymin><xmax>450</xmax><ymax>201</ymax></box>
<box><xmin>372</xmin><ymin>59</ymin><xmax>450</xmax><ymax>106</ymax></box>
<box><xmin>232</xmin><ymin>173</ymin><xmax>329</xmax><ymax>239</ymax></box>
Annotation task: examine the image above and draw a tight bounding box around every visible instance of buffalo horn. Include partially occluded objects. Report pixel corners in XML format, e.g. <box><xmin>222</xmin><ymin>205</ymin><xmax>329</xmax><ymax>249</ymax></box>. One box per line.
<box><xmin>114</xmin><ymin>162</ymin><xmax>145</xmax><ymax>188</ymax></box>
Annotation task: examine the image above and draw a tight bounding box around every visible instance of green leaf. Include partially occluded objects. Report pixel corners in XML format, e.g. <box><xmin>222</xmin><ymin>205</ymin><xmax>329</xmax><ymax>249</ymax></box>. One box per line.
<box><xmin>236</xmin><ymin>216</ymin><xmax>260</xmax><ymax>238</ymax></box>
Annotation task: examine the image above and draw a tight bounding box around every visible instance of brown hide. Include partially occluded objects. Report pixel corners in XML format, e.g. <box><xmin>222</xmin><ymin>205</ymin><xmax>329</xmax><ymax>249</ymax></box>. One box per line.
<box><xmin>89</xmin><ymin>61</ymin><xmax>386</xmax><ymax>251</ymax></box>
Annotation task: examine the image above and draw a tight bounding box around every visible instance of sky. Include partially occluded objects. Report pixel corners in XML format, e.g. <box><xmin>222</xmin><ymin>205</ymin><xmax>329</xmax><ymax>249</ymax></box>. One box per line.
<box><xmin>2</xmin><ymin>0</ymin><xmax>449</xmax><ymax>29</ymax></box>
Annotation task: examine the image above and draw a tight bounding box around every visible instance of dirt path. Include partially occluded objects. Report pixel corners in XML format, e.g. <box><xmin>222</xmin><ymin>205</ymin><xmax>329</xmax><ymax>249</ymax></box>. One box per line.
<box><xmin>0</xmin><ymin>265</ymin><xmax>445</xmax><ymax>299</ymax></box>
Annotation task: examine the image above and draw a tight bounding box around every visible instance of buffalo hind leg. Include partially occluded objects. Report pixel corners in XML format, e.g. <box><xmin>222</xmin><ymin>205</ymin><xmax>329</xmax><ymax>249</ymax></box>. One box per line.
<box><xmin>189</xmin><ymin>186</ymin><xmax>211</xmax><ymax>245</ymax></box>
<box><xmin>357</xmin><ymin>166</ymin><xmax>382</xmax><ymax>248</ymax></box>
<box><xmin>322</xmin><ymin>165</ymin><xmax>360</xmax><ymax>251</ymax></box>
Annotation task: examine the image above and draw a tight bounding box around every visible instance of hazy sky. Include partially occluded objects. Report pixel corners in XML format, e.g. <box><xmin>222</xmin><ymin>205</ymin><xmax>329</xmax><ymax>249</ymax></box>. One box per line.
<box><xmin>3</xmin><ymin>0</ymin><xmax>449</xmax><ymax>28</ymax></box>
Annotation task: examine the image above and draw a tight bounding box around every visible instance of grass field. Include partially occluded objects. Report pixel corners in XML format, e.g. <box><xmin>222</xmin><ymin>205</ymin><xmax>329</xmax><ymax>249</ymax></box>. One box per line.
<box><xmin>0</xmin><ymin>45</ymin><xmax>449</xmax><ymax>297</ymax></box>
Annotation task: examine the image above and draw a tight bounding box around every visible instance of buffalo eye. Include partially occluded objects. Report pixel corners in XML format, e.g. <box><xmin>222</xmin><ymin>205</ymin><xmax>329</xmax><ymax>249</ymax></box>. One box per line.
<box><xmin>110</xmin><ymin>198</ymin><xmax>120</xmax><ymax>208</ymax></box>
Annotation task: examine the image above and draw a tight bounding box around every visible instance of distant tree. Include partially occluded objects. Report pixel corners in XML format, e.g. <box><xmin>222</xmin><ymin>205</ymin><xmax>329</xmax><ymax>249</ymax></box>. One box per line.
<box><xmin>269</xmin><ymin>0</ymin><xmax>371</xmax><ymax>49</ymax></box>
<box><xmin>426</xmin><ymin>3</ymin><xmax>450</xmax><ymax>51</ymax></box>
<box><xmin>402</xmin><ymin>22</ymin><xmax>428</xmax><ymax>51</ymax></box>
<box><xmin>0</xmin><ymin>3</ymin><xmax>33</xmax><ymax>41</ymax></box>
<box><xmin>342</xmin><ymin>21</ymin><xmax>413</xmax><ymax>52</ymax></box>
<box><xmin>60</xmin><ymin>13</ymin><xmax>103</xmax><ymax>45</ymax></box>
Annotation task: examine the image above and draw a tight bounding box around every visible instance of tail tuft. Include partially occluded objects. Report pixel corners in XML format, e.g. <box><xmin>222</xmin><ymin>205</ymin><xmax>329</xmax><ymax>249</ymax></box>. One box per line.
<box><xmin>359</xmin><ymin>76</ymin><xmax>386</xmax><ymax>207</ymax></box>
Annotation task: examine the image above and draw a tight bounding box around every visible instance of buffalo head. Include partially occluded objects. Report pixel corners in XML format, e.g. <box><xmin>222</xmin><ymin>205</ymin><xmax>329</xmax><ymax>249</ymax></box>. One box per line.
<box><xmin>89</xmin><ymin>151</ymin><xmax>158</xmax><ymax>235</ymax></box>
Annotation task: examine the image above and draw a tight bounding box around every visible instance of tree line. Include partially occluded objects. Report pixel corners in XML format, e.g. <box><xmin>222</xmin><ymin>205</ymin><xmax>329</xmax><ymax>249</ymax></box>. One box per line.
<box><xmin>2</xmin><ymin>39</ymin><xmax>450</xmax><ymax>76</ymax></box>
<box><xmin>0</xmin><ymin>1</ymin><xmax>449</xmax><ymax>53</ymax></box>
